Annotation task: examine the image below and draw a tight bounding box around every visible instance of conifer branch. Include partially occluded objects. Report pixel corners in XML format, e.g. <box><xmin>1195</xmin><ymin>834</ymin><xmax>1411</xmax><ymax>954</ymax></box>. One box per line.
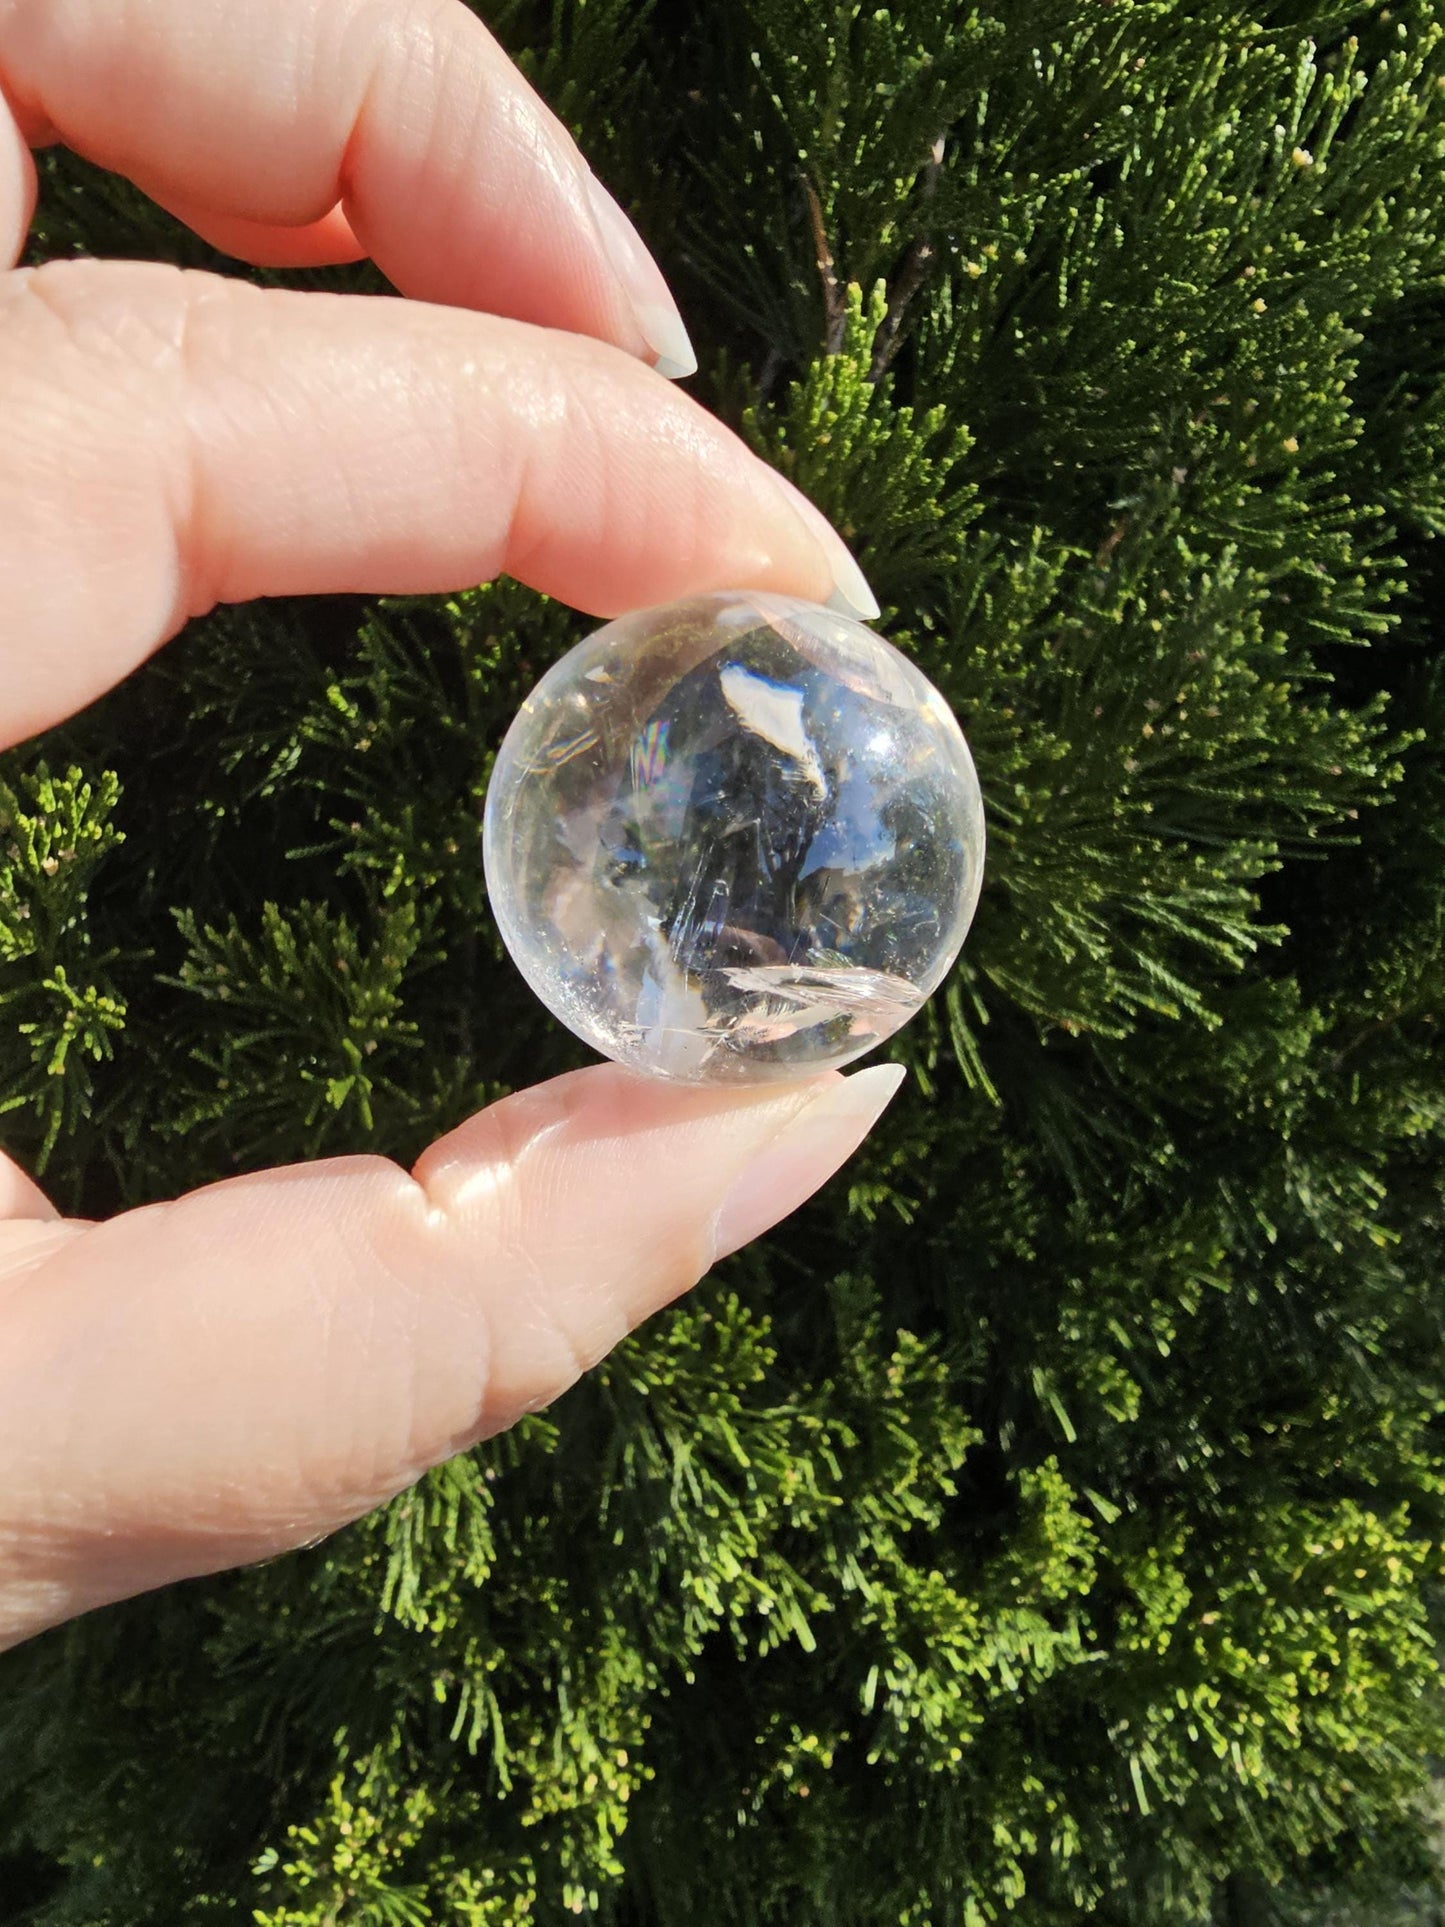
<box><xmin>803</xmin><ymin>174</ymin><xmax>848</xmax><ymax>356</ymax></box>
<box><xmin>10</xmin><ymin>9</ymin><xmax>1445</xmax><ymax>1921</ymax></box>
<box><xmin>871</xmin><ymin>135</ymin><xmax>947</xmax><ymax>381</ymax></box>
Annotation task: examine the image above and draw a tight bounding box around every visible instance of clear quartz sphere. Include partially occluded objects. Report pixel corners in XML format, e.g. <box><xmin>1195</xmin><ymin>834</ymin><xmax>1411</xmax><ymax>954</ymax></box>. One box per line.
<box><xmin>483</xmin><ymin>590</ymin><xmax>985</xmax><ymax>1084</ymax></box>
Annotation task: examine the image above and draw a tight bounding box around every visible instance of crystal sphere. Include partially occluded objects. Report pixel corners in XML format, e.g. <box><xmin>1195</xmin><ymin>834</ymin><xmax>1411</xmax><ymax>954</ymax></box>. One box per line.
<box><xmin>483</xmin><ymin>590</ymin><xmax>985</xmax><ymax>1084</ymax></box>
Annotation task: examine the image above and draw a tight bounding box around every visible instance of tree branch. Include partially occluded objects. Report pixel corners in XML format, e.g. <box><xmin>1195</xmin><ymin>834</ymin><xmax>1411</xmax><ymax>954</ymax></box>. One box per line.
<box><xmin>804</xmin><ymin>175</ymin><xmax>849</xmax><ymax>357</ymax></box>
<box><xmin>871</xmin><ymin>134</ymin><xmax>947</xmax><ymax>381</ymax></box>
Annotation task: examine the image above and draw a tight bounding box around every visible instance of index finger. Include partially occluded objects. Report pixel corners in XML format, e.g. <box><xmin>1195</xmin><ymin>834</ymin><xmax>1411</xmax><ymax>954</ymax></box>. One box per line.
<box><xmin>0</xmin><ymin>261</ymin><xmax>876</xmax><ymax>748</ymax></box>
<box><xmin>0</xmin><ymin>0</ymin><xmax>695</xmax><ymax>374</ymax></box>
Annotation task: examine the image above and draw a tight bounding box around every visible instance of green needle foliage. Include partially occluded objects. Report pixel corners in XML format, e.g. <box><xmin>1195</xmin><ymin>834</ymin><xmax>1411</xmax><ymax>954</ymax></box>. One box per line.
<box><xmin>3</xmin><ymin>1</ymin><xmax>1445</xmax><ymax>1921</ymax></box>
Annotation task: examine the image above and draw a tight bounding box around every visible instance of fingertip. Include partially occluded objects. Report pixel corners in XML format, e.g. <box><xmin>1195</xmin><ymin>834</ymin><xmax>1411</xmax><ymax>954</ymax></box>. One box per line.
<box><xmin>770</xmin><ymin>472</ymin><xmax>881</xmax><ymax>622</ymax></box>
<box><xmin>419</xmin><ymin>1058</ymin><xmax>900</xmax><ymax>1299</ymax></box>
<box><xmin>413</xmin><ymin>1062</ymin><xmax>841</xmax><ymax>1228</ymax></box>
<box><xmin>707</xmin><ymin>1063</ymin><xmax>907</xmax><ymax>1263</ymax></box>
<box><xmin>407</xmin><ymin>1062</ymin><xmax>904</xmax><ymax>1433</ymax></box>
<box><xmin>580</xmin><ymin>172</ymin><xmax>695</xmax><ymax>379</ymax></box>
<box><xmin>0</xmin><ymin>89</ymin><xmax>37</xmax><ymax>269</ymax></box>
<box><xmin>0</xmin><ymin>1149</ymin><xmax>58</xmax><ymax>1223</ymax></box>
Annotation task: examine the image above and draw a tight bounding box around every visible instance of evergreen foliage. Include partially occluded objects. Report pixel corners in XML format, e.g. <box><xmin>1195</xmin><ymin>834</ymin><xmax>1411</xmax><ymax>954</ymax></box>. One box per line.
<box><xmin>3</xmin><ymin>1</ymin><xmax>1445</xmax><ymax>1920</ymax></box>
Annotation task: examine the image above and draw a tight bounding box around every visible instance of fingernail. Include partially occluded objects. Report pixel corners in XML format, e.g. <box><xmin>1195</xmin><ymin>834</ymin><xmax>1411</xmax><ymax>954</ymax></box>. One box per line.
<box><xmin>708</xmin><ymin>1063</ymin><xmax>907</xmax><ymax>1264</ymax></box>
<box><xmin>583</xmin><ymin>172</ymin><xmax>698</xmax><ymax>380</ymax></box>
<box><xmin>771</xmin><ymin>472</ymin><xmax>882</xmax><ymax>622</ymax></box>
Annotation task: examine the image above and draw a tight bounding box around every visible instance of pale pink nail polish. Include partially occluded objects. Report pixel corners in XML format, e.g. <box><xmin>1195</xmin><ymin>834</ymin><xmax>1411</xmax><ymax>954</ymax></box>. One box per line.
<box><xmin>583</xmin><ymin>172</ymin><xmax>698</xmax><ymax>379</ymax></box>
<box><xmin>708</xmin><ymin>1064</ymin><xmax>907</xmax><ymax>1263</ymax></box>
<box><xmin>770</xmin><ymin>472</ymin><xmax>882</xmax><ymax>622</ymax></box>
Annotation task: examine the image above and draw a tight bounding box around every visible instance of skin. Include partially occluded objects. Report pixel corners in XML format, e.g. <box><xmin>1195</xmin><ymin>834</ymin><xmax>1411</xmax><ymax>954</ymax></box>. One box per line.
<box><xmin>0</xmin><ymin>0</ymin><xmax>899</xmax><ymax>1650</ymax></box>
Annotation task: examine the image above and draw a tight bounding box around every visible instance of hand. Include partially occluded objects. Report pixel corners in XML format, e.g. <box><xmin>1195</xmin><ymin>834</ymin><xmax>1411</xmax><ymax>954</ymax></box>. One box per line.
<box><xmin>0</xmin><ymin>0</ymin><xmax>901</xmax><ymax>1651</ymax></box>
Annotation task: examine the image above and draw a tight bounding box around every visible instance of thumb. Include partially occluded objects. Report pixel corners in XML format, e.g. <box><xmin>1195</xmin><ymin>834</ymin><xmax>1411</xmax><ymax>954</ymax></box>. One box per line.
<box><xmin>0</xmin><ymin>1062</ymin><xmax>904</xmax><ymax>1647</ymax></box>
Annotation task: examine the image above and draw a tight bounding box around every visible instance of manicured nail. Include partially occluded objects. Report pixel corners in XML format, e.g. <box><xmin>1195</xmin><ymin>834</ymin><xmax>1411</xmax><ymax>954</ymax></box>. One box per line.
<box><xmin>708</xmin><ymin>1064</ymin><xmax>907</xmax><ymax>1264</ymax></box>
<box><xmin>771</xmin><ymin>472</ymin><xmax>882</xmax><ymax>622</ymax></box>
<box><xmin>583</xmin><ymin>172</ymin><xmax>698</xmax><ymax>380</ymax></box>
